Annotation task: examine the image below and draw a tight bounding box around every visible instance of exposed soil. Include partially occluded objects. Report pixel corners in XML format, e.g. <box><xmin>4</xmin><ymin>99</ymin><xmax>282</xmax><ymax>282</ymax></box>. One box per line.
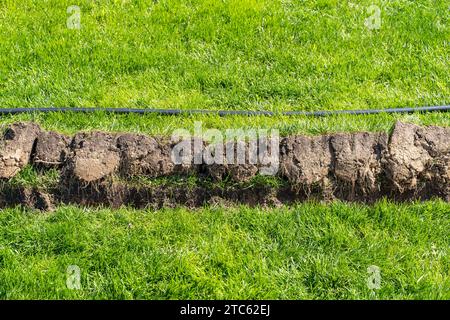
<box><xmin>0</xmin><ymin>121</ymin><xmax>448</xmax><ymax>210</ymax></box>
<box><xmin>205</xmin><ymin>141</ymin><xmax>259</xmax><ymax>182</ymax></box>
<box><xmin>0</xmin><ymin>122</ymin><xmax>41</xmax><ymax>178</ymax></box>
<box><xmin>65</xmin><ymin>131</ymin><xmax>121</xmax><ymax>183</ymax></box>
<box><xmin>117</xmin><ymin>133</ymin><xmax>175</xmax><ymax>177</ymax></box>
<box><xmin>330</xmin><ymin>131</ymin><xmax>388</xmax><ymax>201</ymax></box>
<box><xmin>280</xmin><ymin>134</ymin><xmax>334</xmax><ymax>199</ymax></box>
<box><xmin>34</xmin><ymin>131</ymin><xmax>71</xmax><ymax>169</ymax></box>
<box><xmin>384</xmin><ymin>121</ymin><xmax>450</xmax><ymax>200</ymax></box>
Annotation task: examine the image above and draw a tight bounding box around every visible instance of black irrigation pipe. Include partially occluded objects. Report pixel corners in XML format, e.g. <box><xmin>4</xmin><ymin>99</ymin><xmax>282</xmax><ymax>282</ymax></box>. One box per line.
<box><xmin>0</xmin><ymin>105</ymin><xmax>449</xmax><ymax>117</ymax></box>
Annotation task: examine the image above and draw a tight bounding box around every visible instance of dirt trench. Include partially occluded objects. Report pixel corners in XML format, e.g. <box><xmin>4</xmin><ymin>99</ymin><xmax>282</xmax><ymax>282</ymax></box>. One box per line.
<box><xmin>0</xmin><ymin>121</ymin><xmax>448</xmax><ymax>210</ymax></box>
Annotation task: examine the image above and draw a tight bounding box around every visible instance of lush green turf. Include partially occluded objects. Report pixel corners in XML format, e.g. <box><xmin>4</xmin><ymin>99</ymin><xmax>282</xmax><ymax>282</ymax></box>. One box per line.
<box><xmin>0</xmin><ymin>0</ymin><xmax>448</xmax><ymax>134</ymax></box>
<box><xmin>0</xmin><ymin>0</ymin><xmax>448</xmax><ymax>112</ymax></box>
<box><xmin>0</xmin><ymin>201</ymin><xmax>448</xmax><ymax>299</ymax></box>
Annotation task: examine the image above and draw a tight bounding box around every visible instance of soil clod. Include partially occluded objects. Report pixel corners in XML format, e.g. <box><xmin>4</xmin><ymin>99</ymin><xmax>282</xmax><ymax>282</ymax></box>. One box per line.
<box><xmin>0</xmin><ymin>122</ymin><xmax>41</xmax><ymax>179</ymax></box>
<box><xmin>385</xmin><ymin>121</ymin><xmax>450</xmax><ymax>198</ymax></box>
<box><xmin>64</xmin><ymin>131</ymin><xmax>120</xmax><ymax>183</ymax></box>
<box><xmin>330</xmin><ymin>132</ymin><xmax>388</xmax><ymax>201</ymax></box>
<box><xmin>117</xmin><ymin>133</ymin><xmax>174</xmax><ymax>178</ymax></box>
<box><xmin>33</xmin><ymin>131</ymin><xmax>71</xmax><ymax>168</ymax></box>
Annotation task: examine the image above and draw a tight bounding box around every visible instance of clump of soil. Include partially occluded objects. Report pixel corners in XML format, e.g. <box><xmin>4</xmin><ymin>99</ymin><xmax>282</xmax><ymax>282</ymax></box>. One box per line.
<box><xmin>117</xmin><ymin>133</ymin><xmax>175</xmax><ymax>178</ymax></box>
<box><xmin>422</xmin><ymin>154</ymin><xmax>450</xmax><ymax>201</ymax></box>
<box><xmin>330</xmin><ymin>132</ymin><xmax>388</xmax><ymax>201</ymax></box>
<box><xmin>0</xmin><ymin>184</ymin><xmax>54</xmax><ymax>211</ymax></box>
<box><xmin>385</xmin><ymin>121</ymin><xmax>450</xmax><ymax>198</ymax></box>
<box><xmin>204</xmin><ymin>141</ymin><xmax>259</xmax><ymax>182</ymax></box>
<box><xmin>0</xmin><ymin>122</ymin><xmax>41</xmax><ymax>178</ymax></box>
<box><xmin>33</xmin><ymin>131</ymin><xmax>71</xmax><ymax>169</ymax></box>
<box><xmin>280</xmin><ymin>134</ymin><xmax>333</xmax><ymax>199</ymax></box>
<box><xmin>64</xmin><ymin>131</ymin><xmax>120</xmax><ymax>183</ymax></box>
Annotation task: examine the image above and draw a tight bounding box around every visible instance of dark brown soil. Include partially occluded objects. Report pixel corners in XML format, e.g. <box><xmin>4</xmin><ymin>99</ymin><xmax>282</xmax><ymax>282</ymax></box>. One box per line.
<box><xmin>33</xmin><ymin>131</ymin><xmax>71</xmax><ymax>169</ymax></box>
<box><xmin>423</xmin><ymin>154</ymin><xmax>450</xmax><ymax>201</ymax></box>
<box><xmin>117</xmin><ymin>133</ymin><xmax>175</xmax><ymax>177</ymax></box>
<box><xmin>204</xmin><ymin>141</ymin><xmax>259</xmax><ymax>182</ymax></box>
<box><xmin>0</xmin><ymin>121</ymin><xmax>448</xmax><ymax>210</ymax></box>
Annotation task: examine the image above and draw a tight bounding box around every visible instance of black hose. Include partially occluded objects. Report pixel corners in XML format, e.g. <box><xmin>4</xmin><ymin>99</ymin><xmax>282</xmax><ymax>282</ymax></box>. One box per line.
<box><xmin>0</xmin><ymin>105</ymin><xmax>449</xmax><ymax>117</ymax></box>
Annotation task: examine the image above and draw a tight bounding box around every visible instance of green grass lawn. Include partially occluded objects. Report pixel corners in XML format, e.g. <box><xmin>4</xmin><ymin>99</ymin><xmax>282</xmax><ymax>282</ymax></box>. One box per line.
<box><xmin>0</xmin><ymin>201</ymin><xmax>448</xmax><ymax>300</ymax></box>
<box><xmin>0</xmin><ymin>0</ymin><xmax>448</xmax><ymax>112</ymax></box>
<box><xmin>0</xmin><ymin>0</ymin><xmax>449</xmax><ymax>300</ymax></box>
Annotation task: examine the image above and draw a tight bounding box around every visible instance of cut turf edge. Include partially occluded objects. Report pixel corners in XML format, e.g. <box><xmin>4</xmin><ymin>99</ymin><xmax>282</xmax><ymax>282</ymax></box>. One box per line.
<box><xmin>0</xmin><ymin>121</ymin><xmax>448</xmax><ymax>210</ymax></box>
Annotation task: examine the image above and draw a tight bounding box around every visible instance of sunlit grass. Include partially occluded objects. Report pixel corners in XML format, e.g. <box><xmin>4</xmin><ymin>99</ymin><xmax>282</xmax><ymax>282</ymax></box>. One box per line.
<box><xmin>0</xmin><ymin>0</ymin><xmax>448</xmax><ymax>112</ymax></box>
<box><xmin>0</xmin><ymin>201</ymin><xmax>448</xmax><ymax>299</ymax></box>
